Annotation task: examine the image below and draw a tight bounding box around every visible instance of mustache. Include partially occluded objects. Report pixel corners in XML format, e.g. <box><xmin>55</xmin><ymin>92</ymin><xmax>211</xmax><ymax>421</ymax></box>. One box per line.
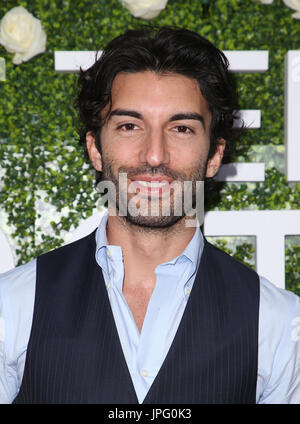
<box><xmin>117</xmin><ymin>165</ymin><xmax>188</xmax><ymax>181</ymax></box>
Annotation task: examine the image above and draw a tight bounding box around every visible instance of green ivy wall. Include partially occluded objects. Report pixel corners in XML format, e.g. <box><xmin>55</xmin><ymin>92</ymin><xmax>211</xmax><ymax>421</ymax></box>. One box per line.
<box><xmin>0</xmin><ymin>0</ymin><xmax>299</xmax><ymax>294</ymax></box>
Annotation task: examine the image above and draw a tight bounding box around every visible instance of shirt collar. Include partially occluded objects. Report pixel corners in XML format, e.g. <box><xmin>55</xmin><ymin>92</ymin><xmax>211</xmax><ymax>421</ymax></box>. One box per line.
<box><xmin>95</xmin><ymin>211</ymin><xmax>109</xmax><ymax>251</ymax></box>
<box><xmin>95</xmin><ymin>212</ymin><xmax>114</xmax><ymax>275</ymax></box>
<box><xmin>180</xmin><ymin>224</ymin><xmax>204</xmax><ymax>270</ymax></box>
<box><xmin>163</xmin><ymin>224</ymin><xmax>204</xmax><ymax>273</ymax></box>
<box><xmin>95</xmin><ymin>211</ymin><xmax>204</xmax><ymax>271</ymax></box>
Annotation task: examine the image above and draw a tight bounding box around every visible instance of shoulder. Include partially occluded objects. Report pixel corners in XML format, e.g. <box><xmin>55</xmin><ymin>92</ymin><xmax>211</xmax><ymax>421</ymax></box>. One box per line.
<box><xmin>259</xmin><ymin>276</ymin><xmax>300</xmax><ymax>338</ymax></box>
<box><xmin>260</xmin><ymin>275</ymin><xmax>300</xmax><ymax>306</ymax></box>
<box><xmin>204</xmin><ymin>241</ymin><xmax>259</xmax><ymax>292</ymax></box>
<box><xmin>38</xmin><ymin>230</ymin><xmax>97</xmax><ymax>266</ymax></box>
<box><xmin>204</xmin><ymin>240</ymin><xmax>257</xmax><ymax>274</ymax></box>
<box><xmin>0</xmin><ymin>259</ymin><xmax>37</xmax><ymax>302</ymax></box>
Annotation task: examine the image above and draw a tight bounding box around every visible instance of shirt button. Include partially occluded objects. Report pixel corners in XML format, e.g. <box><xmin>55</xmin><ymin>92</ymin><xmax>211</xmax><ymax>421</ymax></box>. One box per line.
<box><xmin>107</xmin><ymin>248</ymin><xmax>112</xmax><ymax>257</ymax></box>
<box><xmin>185</xmin><ymin>287</ymin><xmax>191</xmax><ymax>296</ymax></box>
<box><xmin>106</xmin><ymin>281</ymin><xmax>111</xmax><ymax>289</ymax></box>
<box><xmin>140</xmin><ymin>369</ymin><xmax>148</xmax><ymax>378</ymax></box>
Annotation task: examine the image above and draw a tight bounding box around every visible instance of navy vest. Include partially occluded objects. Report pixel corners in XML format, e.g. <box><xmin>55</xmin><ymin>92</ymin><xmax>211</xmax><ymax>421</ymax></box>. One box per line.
<box><xmin>13</xmin><ymin>230</ymin><xmax>259</xmax><ymax>404</ymax></box>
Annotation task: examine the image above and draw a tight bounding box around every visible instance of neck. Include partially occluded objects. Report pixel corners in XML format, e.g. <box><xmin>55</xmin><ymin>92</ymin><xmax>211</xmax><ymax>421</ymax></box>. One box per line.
<box><xmin>106</xmin><ymin>214</ymin><xmax>196</xmax><ymax>268</ymax></box>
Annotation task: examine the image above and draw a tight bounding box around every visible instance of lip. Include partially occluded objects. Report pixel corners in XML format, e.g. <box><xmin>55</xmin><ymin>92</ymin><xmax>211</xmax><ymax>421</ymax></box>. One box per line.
<box><xmin>129</xmin><ymin>175</ymin><xmax>173</xmax><ymax>195</ymax></box>
<box><xmin>129</xmin><ymin>175</ymin><xmax>174</xmax><ymax>183</ymax></box>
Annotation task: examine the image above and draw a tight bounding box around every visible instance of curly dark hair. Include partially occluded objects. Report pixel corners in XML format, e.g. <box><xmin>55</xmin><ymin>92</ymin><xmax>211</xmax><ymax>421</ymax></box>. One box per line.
<box><xmin>77</xmin><ymin>25</ymin><xmax>243</xmax><ymax>186</ymax></box>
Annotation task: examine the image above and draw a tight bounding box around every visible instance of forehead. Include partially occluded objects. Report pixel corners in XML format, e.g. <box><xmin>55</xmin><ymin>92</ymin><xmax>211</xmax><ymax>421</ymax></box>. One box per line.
<box><xmin>109</xmin><ymin>71</ymin><xmax>210</xmax><ymax>119</ymax></box>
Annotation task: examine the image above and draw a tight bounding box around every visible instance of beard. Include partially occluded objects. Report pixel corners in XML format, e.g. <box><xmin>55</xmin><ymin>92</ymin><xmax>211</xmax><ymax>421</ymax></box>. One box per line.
<box><xmin>98</xmin><ymin>157</ymin><xmax>206</xmax><ymax>230</ymax></box>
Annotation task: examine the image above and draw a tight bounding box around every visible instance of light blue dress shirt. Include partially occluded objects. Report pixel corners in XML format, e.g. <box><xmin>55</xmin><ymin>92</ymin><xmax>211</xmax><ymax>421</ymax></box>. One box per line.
<box><xmin>0</xmin><ymin>212</ymin><xmax>300</xmax><ymax>404</ymax></box>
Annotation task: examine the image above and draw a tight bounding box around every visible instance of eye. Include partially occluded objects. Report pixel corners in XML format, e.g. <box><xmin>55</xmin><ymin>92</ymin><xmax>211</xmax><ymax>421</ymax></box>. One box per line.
<box><xmin>117</xmin><ymin>123</ymin><xmax>139</xmax><ymax>131</ymax></box>
<box><xmin>173</xmin><ymin>125</ymin><xmax>195</xmax><ymax>134</ymax></box>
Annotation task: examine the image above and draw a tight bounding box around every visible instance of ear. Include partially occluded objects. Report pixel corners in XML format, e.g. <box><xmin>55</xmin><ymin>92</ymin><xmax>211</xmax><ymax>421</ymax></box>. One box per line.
<box><xmin>86</xmin><ymin>131</ymin><xmax>102</xmax><ymax>172</ymax></box>
<box><xmin>206</xmin><ymin>138</ymin><xmax>226</xmax><ymax>178</ymax></box>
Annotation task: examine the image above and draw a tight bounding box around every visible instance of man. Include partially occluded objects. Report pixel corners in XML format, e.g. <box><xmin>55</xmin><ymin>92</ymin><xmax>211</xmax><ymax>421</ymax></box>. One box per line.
<box><xmin>0</xmin><ymin>27</ymin><xmax>299</xmax><ymax>404</ymax></box>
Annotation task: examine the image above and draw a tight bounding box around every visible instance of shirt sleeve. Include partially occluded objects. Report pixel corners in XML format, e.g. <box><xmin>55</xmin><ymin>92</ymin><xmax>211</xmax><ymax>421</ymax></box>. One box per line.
<box><xmin>257</xmin><ymin>276</ymin><xmax>300</xmax><ymax>404</ymax></box>
<box><xmin>0</xmin><ymin>260</ymin><xmax>36</xmax><ymax>404</ymax></box>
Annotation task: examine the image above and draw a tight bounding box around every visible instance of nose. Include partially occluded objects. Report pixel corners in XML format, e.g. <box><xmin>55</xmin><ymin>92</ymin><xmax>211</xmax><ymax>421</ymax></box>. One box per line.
<box><xmin>139</xmin><ymin>130</ymin><xmax>170</xmax><ymax>168</ymax></box>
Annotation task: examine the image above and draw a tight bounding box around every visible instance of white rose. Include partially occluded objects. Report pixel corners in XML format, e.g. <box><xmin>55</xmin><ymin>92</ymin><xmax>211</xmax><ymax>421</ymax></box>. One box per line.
<box><xmin>120</xmin><ymin>0</ymin><xmax>168</xmax><ymax>20</ymax></box>
<box><xmin>283</xmin><ymin>0</ymin><xmax>300</xmax><ymax>19</ymax></box>
<box><xmin>0</xmin><ymin>6</ymin><xmax>46</xmax><ymax>65</ymax></box>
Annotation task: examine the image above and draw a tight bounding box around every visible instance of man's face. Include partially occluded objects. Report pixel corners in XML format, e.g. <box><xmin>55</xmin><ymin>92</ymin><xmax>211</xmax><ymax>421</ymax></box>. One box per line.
<box><xmin>87</xmin><ymin>71</ymin><xmax>225</xmax><ymax>228</ymax></box>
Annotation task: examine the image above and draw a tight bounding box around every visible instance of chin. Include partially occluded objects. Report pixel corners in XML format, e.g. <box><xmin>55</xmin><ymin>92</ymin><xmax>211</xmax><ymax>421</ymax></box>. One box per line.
<box><xmin>123</xmin><ymin>213</ymin><xmax>183</xmax><ymax>230</ymax></box>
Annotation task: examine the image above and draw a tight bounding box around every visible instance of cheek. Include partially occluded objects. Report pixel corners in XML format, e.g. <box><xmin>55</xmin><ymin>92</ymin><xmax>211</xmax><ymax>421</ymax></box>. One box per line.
<box><xmin>101</xmin><ymin>141</ymin><xmax>140</xmax><ymax>172</ymax></box>
<box><xmin>173</xmin><ymin>142</ymin><xmax>209</xmax><ymax>169</ymax></box>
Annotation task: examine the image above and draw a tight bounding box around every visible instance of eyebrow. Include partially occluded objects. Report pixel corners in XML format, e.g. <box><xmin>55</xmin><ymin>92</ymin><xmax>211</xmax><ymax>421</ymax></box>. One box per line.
<box><xmin>170</xmin><ymin>113</ymin><xmax>206</xmax><ymax>130</ymax></box>
<box><xmin>108</xmin><ymin>109</ymin><xmax>206</xmax><ymax>130</ymax></box>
